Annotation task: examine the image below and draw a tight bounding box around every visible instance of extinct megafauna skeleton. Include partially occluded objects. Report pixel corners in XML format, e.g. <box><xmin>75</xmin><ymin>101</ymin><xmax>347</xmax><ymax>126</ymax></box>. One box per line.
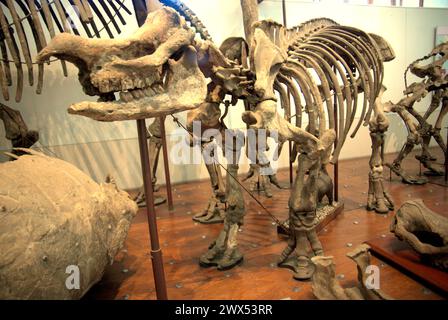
<box><xmin>239</xmin><ymin>9</ymin><xmax>395</xmax><ymax>278</ymax></box>
<box><xmin>153</xmin><ymin>1</ymin><xmax>396</xmax><ymax>276</ymax></box>
<box><xmin>3</xmin><ymin>0</ymin><xmax>395</xmax><ymax>279</ymax></box>
<box><xmin>385</xmin><ymin>42</ymin><xmax>448</xmax><ymax>184</ymax></box>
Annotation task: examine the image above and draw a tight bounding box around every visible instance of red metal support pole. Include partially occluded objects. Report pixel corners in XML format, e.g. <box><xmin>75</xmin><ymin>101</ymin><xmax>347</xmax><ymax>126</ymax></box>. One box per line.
<box><xmin>136</xmin><ymin>118</ymin><xmax>168</xmax><ymax>300</ymax></box>
<box><xmin>159</xmin><ymin>116</ymin><xmax>174</xmax><ymax>211</ymax></box>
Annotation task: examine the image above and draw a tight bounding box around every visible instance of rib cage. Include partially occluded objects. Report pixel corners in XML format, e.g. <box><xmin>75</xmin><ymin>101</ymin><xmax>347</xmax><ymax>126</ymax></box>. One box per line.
<box><xmin>263</xmin><ymin>18</ymin><xmax>387</xmax><ymax>162</ymax></box>
<box><xmin>0</xmin><ymin>0</ymin><xmax>134</xmax><ymax>103</ymax></box>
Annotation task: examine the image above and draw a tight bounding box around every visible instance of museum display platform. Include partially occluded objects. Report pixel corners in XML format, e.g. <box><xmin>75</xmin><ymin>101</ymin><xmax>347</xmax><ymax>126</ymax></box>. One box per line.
<box><xmin>84</xmin><ymin>148</ymin><xmax>447</xmax><ymax>300</ymax></box>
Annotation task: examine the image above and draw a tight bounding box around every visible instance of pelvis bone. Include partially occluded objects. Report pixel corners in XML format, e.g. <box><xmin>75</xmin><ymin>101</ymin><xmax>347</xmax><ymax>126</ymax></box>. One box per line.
<box><xmin>36</xmin><ymin>7</ymin><xmax>207</xmax><ymax>121</ymax></box>
<box><xmin>391</xmin><ymin>199</ymin><xmax>448</xmax><ymax>271</ymax></box>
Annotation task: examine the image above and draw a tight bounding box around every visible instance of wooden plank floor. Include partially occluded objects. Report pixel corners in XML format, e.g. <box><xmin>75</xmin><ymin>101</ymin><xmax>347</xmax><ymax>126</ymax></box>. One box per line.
<box><xmin>85</xmin><ymin>148</ymin><xmax>448</xmax><ymax>300</ymax></box>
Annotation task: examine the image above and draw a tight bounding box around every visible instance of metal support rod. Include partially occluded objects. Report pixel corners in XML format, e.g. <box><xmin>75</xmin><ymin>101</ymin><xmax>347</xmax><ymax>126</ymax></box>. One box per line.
<box><xmin>136</xmin><ymin>118</ymin><xmax>168</xmax><ymax>300</ymax></box>
<box><xmin>159</xmin><ymin>116</ymin><xmax>174</xmax><ymax>211</ymax></box>
<box><xmin>381</xmin><ymin>134</ymin><xmax>386</xmax><ymax>183</ymax></box>
<box><xmin>334</xmin><ymin>136</ymin><xmax>339</xmax><ymax>202</ymax></box>
<box><xmin>281</xmin><ymin>0</ymin><xmax>293</xmax><ymax>186</ymax></box>
<box><xmin>445</xmin><ymin>127</ymin><xmax>448</xmax><ymax>182</ymax></box>
<box><xmin>333</xmin><ymin>68</ymin><xmax>339</xmax><ymax>202</ymax></box>
<box><xmin>289</xmin><ymin>141</ymin><xmax>293</xmax><ymax>186</ymax></box>
<box><xmin>282</xmin><ymin>0</ymin><xmax>287</xmax><ymax>27</ymax></box>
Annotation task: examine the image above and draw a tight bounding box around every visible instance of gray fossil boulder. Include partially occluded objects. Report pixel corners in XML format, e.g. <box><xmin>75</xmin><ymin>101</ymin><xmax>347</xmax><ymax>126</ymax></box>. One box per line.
<box><xmin>0</xmin><ymin>150</ymin><xmax>138</xmax><ymax>299</ymax></box>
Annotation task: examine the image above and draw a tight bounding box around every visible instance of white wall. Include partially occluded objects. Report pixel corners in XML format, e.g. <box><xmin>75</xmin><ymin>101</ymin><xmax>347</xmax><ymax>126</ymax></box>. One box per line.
<box><xmin>0</xmin><ymin>0</ymin><xmax>447</xmax><ymax>189</ymax></box>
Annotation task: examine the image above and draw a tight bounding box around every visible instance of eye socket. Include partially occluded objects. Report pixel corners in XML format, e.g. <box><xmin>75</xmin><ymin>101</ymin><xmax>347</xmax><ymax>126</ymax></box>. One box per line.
<box><xmin>170</xmin><ymin>49</ymin><xmax>184</xmax><ymax>61</ymax></box>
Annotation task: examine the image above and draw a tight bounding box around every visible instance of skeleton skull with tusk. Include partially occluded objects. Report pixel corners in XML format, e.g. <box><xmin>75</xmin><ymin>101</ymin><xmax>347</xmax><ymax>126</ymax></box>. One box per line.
<box><xmin>36</xmin><ymin>8</ymin><xmax>207</xmax><ymax>121</ymax></box>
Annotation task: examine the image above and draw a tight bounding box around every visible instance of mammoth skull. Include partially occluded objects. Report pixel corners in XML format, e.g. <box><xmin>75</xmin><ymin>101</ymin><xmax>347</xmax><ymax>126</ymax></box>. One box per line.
<box><xmin>390</xmin><ymin>199</ymin><xmax>448</xmax><ymax>271</ymax></box>
<box><xmin>37</xmin><ymin>7</ymin><xmax>206</xmax><ymax>121</ymax></box>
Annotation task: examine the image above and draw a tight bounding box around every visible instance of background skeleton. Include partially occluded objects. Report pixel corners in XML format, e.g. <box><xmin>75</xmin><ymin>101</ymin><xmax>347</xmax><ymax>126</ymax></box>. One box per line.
<box><xmin>386</xmin><ymin>42</ymin><xmax>448</xmax><ymax>184</ymax></box>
